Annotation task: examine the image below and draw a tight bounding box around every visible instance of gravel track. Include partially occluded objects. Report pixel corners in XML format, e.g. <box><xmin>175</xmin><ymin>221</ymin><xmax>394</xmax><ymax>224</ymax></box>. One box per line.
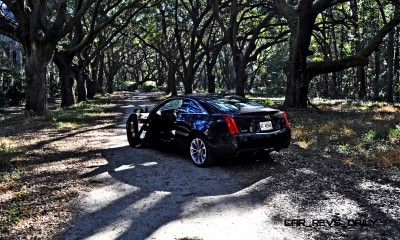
<box><xmin>59</xmin><ymin>93</ymin><xmax>400</xmax><ymax>240</ymax></box>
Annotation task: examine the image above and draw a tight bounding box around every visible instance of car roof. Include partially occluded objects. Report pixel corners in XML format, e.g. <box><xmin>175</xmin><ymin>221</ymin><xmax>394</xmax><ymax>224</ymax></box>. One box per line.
<box><xmin>166</xmin><ymin>95</ymin><xmax>217</xmax><ymax>101</ymax></box>
<box><xmin>167</xmin><ymin>94</ymin><xmax>247</xmax><ymax>101</ymax></box>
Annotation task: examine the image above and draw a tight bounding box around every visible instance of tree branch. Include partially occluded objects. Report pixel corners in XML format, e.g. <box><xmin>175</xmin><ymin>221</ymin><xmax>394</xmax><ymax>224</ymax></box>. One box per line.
<box><xmin>307</xmin><ymin>12</ymin><xmax>400</xmax><ymax>76</ymax></box>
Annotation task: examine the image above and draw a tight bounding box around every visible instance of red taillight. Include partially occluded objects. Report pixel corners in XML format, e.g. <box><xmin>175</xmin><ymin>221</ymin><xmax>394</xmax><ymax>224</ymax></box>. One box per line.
<box><xmin>283</xmin><ymin>112</ymin><xmax>290</xmax><ymax>128</ymax></box>
<box><xmin>222</xmin><ymin>116</ymin><xmax>239</xmax><ymax>135</ymax></box>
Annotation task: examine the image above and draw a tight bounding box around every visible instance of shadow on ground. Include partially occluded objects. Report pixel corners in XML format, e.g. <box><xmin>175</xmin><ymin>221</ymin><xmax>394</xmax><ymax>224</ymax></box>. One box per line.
<box><xmin>59</xmin><ymin>140</ymin><xmax>400</xmax><ymax>239</ymax></box>
<box><xmin>58</xmin><ymin>93</ymin><xmax>400</xmax><ymax>240</ymax></box>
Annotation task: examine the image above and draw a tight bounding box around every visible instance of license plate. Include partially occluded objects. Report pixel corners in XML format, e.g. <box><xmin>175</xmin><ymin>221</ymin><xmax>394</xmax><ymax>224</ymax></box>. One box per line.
<box><xmin>259</xmin><ymin>121</ymin><xmax>273</xmax><ymax>131</ymax></box>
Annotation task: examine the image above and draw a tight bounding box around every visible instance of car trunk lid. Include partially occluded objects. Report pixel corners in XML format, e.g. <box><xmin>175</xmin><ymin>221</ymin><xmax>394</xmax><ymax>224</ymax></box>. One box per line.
<box><xmin>233</xmin><ymin>108</ymin><xmax>286</xmax><ymax>133</ymax></box>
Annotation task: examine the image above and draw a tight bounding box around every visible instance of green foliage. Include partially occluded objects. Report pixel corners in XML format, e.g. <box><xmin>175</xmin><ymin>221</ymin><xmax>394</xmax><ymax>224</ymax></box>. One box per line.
<box><xmin>362</xmin><ymin>130</ymin><xmax>376</xmax><ymax>141</ymax></box>
<box><xmin>0</xmin><ymin>202</ymin><xmax>23</xmax><ymax>227</ymax></box>
<box><xmin>261</xmin><ymin>99</ymin><xmax>274</xmax><ymax>106</ymax></box>
<box><xmin>0</xmin><ymin>139</ymin><xmax>16</xmax><ymax>153</ymax></box>
<box><xmin>389</xmin><ymin>127</ymin><xmax>400</xmax><ymax>143</ymax></box>
<box><xmin>140</xmin><ymin>81</ymin><xmax>157</xmax><ymax>92</ymax></box>
<box><xmin>0</xmin><ymin>138</ymin><xmax>16</xmax><ymax>170</ymax></box>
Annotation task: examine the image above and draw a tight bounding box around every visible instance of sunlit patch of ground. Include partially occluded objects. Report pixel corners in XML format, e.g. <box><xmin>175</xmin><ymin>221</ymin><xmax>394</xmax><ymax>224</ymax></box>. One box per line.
<box><xmin>0</xmin><ymin>92</ymin><xmax>132</xmax><ymax>239</ymax></box>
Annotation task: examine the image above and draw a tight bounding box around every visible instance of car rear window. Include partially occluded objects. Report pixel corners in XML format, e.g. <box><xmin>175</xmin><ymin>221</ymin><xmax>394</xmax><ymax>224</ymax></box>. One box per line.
<box><xmin>203</xmin><ymin>98</ymin><xmax>264</xmax><ymax>113</ymax></box>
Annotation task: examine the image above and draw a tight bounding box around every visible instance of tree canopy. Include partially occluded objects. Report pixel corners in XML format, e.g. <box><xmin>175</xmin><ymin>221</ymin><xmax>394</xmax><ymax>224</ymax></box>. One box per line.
<box><xmin>0</xmin><ymin>0</ymin><xmax>399</xmax><ymax>115</ymax></box>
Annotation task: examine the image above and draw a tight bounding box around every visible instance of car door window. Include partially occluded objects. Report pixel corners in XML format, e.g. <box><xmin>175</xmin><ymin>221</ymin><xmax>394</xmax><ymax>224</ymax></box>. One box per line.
<box><xmin>156</xmin><ymin>99</ymin><xmax>183</xmax><ymax>115</ymax></box>
<box><xmin>179</xmin><ymin>100</ymin><xmax>204</xmax><ymax>114</ymax></box>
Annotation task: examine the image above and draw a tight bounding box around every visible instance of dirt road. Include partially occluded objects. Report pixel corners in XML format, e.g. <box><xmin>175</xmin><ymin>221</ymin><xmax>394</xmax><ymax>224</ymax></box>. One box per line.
<box><xmin>59</xmin><ymin>93</ymin><xmax>400</xmax><ymax>240</ymax></box>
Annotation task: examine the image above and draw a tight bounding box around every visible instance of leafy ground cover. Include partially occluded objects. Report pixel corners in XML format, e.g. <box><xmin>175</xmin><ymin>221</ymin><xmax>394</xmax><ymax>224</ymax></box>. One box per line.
<box><xmin>0</xmin><ymin>93</ymin><xmax>127</xmax><ymax>238</ymax></box>
<box><xmin>0</xmin><ymin>93</ymin><xmax>399</xmax><ymax>238</ymax></box>
<box><xmin>288</xmin><ymin>100</ymin><xmax>400</xmax><ymax>168</ymax></box>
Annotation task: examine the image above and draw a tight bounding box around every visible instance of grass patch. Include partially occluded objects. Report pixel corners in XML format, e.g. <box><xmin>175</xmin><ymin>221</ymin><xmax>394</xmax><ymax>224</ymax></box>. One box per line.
<box><xmin>0</xmin><ymin>202</ymin><xmax>23</xmax><ymax>227</ymax></box>
<box><xmin>0</xmin><ymin>170</ymin><xmax>27</xmax><ymax>227</ymax></box>
<box><xmin>0</xmin><ymin>169</ymin><xmax>26</xmax><ymax>184</ymax></box>
<box><xmin>288</xmin><ymin>108</ymin><xmax>400</xmax><ymax>167</ymax></box>
<box><xmin>0</xmin><ymin>138</ymin><xmax>16</xmax><ymax>153</ymax></box>
<box><xmin>388</xmin><ymin>127</ymin><xmax>400</xmax><ymax>143</ymax></box>
<box><xmin>0</xmin><ymin>96</ymin><xmax>117</xmax><ymax>171</ymax></box>
<box><xmin>0</xmin><ymin>171</ymin><xmax>28</xmax><ymax>231</ymax></box>
<box><xmin>0</xmin><ymin>169</ymin><xmax>27</xmax><ymax>195</ymax></box>
<box><xmin>50</xmin><ymin>109</ymin><xmax>112</xmax><ymax>129</ymax></box>
<box><xmin>0</xmin><ymin>138</ymin><xmax>17</xmax><ymax>170</ymax></box>
<box><xmin>48</xmin><ymin>99</ymin><xmax>116</xmax><ymax>129</ymax></box>
<box><xmin>312</xmin><ymin>99</ymin><xmax>400</xmax><ymax>112</ymax></box>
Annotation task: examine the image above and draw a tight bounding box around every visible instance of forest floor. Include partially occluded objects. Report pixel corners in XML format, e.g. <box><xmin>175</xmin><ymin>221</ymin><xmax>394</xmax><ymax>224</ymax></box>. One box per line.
<box><xmin>1</xmin><ymin>92</ymin><xmax>399</xmax><ymax>239</ymax></box>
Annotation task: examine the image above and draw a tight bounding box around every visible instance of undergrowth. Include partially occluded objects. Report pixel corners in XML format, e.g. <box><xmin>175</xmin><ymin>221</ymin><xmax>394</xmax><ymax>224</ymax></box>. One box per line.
<box><xmin>289</xmin><ymin>104</ymin><xmax>400</xmax><ymax>167</ymax></box>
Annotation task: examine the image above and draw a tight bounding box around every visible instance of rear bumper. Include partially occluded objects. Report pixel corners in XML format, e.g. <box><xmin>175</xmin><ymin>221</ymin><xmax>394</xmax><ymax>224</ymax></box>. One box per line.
<box><xmin>209</xmin><ymin>128</ymin><xmax>291</xmax><ymax>158</ymax></box>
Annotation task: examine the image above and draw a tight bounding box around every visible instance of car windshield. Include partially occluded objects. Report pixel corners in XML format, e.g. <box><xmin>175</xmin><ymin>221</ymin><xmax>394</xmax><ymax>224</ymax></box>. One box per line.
<box><xmin>204</xmin><ymin>98</ymin><xmax>264</xmax><ymax>113</ymax></box>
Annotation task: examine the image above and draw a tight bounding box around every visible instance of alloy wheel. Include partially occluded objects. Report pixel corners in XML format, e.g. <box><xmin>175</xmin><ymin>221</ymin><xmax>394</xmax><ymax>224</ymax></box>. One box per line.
<box><xmin>190</xmin><ymin>137</ymin><xmax>207</xmax><ymax>165</ymax></box>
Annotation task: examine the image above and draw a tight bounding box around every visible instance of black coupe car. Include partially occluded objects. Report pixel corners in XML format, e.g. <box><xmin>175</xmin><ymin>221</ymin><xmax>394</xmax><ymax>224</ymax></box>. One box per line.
<box><xmin>126</xmin><ymin>95</ymin><xmax>291</xmax><ymax>167</ymax></box>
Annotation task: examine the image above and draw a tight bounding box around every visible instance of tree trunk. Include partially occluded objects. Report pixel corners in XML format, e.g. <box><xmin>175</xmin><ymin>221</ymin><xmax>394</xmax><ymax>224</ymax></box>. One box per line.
<box><xmin>156</xmin><ymin>54</ymin><xmax>166</xmax><ymax>87</ymax></box>
<box><xmin>386</xmin><ymin>29</ymin><xmax>395</xmax><ymax>103</ymax></box>
<box><xmin>207</xmin><ymin>63</ymin><xmax>216</xmax><ymax>94</ymax></box>
<box><xmin>230</xmin><ymin>43</ymin><xmax>248</xmax><ymax>96</ymax></box>
<box><xmin>357</xmin><ymin>66</ymin><xmax>367</xmax><ymax>99</ymax></box>
<box><xmin>98</xmin><ymin>54</ymin><xmax>105</xmax><ymax>94</ymax></box>
<box><xmin>87</xmin><ymin>55</ymin><xmax>100</xmax><ymax>99</ymax></box>
<box><xmin>221</xmin><ymin>51</ymin><xmax>234</xmax><ymax>91</ymax></box>
<box><xmin>234</xmin><ymin>63</ymin><xmax>247</xmax><ymax>96</ymax></box>
<box><xmin>54</xmin><ymin>52</ymin><xmax>75</xmax><ymax>107</ymax></box>
<box><xmin>394</xmin><ymin>28</ymin><xmax>400</xmax><ymax>102</ymax></box>
<box><xmin>73</xmin><ymin>65</ymin><xmax>87</xmax><ymax>102</ymax></box>
<box><xmin>373</xmin><ymin>48</ymin><xmax>381</xmax><ymax>100</ymax></box>
<box><xmin>183</xmin><ymin>67</ymin><xmax>194</xmax><ymax>94</ymax></box>
<box><xmin>331</xmin><ymin>72</ymin><xmax>339</xmax><ymax>98</ymax></box>
<box><xmin>284</xmin><ymin>9</ymin><xmax>314</xmax><ymax>108</ymax></box>
<box><xmin>329</xmin><ymin>9</ymin><xmax>339</xmax><ymax>98</ymax></box>
<box><xmin>106</xmin><ymin>60</ymin><xmax>122</xmax><ymax>94</ymax></box>
<box><xmin>167</xmin><ymin>61</ymin><xmax>177</xmax><ymax>96</ymax></box>
<box><xmin>107</xmin><ymin>74</ymin><xmax>113</xmax><ymax>94</ymax></box>
<box><xmin>322</xmin><ymin>74</ymin><xmax>329</xmax><ymax>97</ymax></box>
<box><xmin>205</xmin><ymin>44</ymin><xmax>221</xmax><ymax>94</ymax></box>
<box><xmin>25</xmin><ymin>42</ymin><xmax>54</xmax><ymax>116</ymax></box>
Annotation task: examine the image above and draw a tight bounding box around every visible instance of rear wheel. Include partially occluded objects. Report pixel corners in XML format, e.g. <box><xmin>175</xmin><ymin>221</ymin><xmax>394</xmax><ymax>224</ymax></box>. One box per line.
<box><xmin>126</xmin><ymin>113</ymin><xmax>140</xmax><ymax>147</ymax></box>
<box><xmin>189</xmin><ymin>135</ymin><xmax>215</xmax><ymax>167</ymax></box>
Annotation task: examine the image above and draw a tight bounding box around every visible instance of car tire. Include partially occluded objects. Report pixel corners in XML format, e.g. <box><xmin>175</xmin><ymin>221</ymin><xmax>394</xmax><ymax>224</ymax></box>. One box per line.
<box><xmin>126</xmin><ymin>113</ymin><xmax>141</xmax><ymax>147</ymax></box>
<box><xmin>189</xmin><ymin>135</ymin><xmax>215</xmax><ymax>167</ymax></box>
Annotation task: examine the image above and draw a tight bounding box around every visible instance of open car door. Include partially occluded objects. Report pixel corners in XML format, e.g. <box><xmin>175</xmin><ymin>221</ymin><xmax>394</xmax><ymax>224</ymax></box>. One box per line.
<box><xmin>126</xmin><ymin>108</ymin><xmax>149</xmax><ymax>147</ymax></box>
